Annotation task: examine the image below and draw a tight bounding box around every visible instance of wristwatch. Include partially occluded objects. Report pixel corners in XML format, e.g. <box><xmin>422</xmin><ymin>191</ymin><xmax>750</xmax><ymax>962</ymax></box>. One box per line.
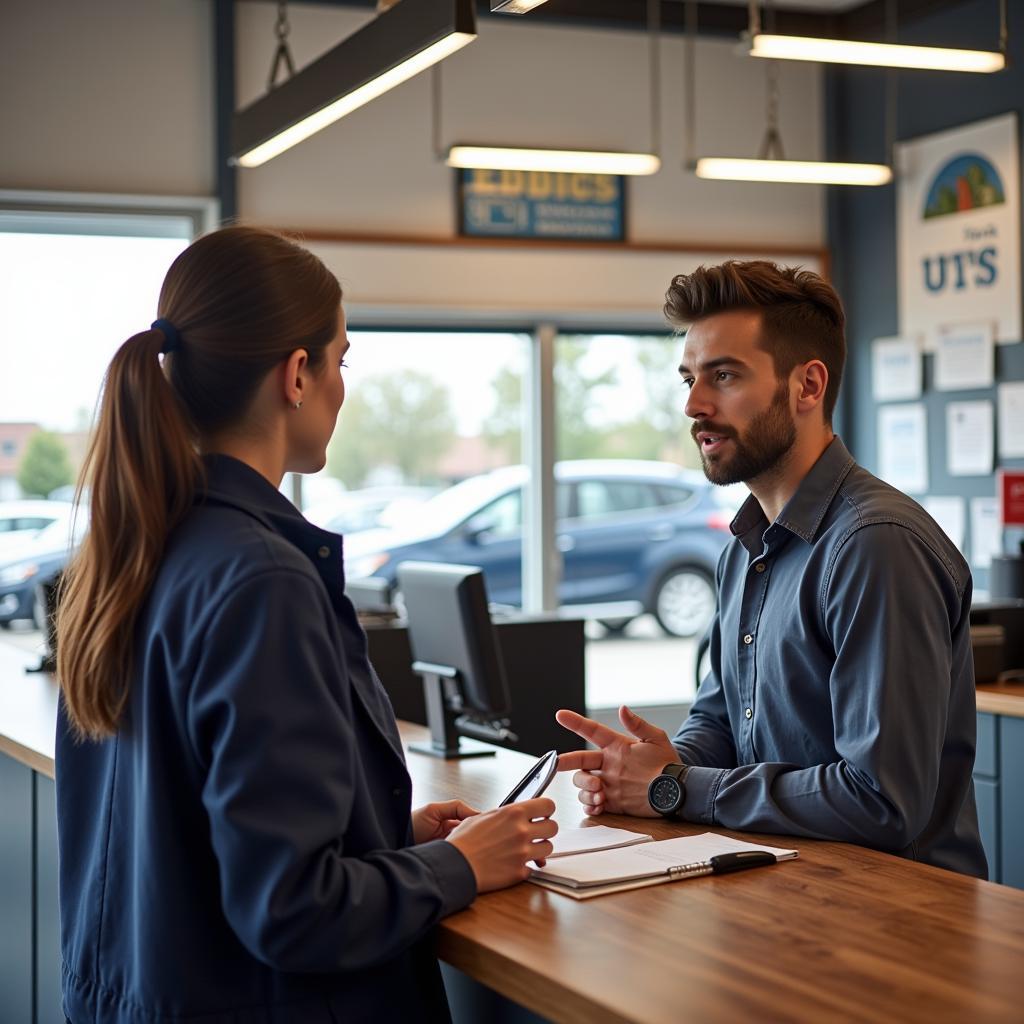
<box><xmin>647</xmin><ymin>763</ymin><xmax>690</xmax><ymax>817</ymax></box>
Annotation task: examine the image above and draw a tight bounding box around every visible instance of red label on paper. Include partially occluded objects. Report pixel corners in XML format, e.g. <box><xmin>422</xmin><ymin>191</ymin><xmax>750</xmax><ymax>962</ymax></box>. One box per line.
<box><xmin>999</xmin><ymin>469</ymin><xmax>1024</xmax><ymax>527</ymax></box>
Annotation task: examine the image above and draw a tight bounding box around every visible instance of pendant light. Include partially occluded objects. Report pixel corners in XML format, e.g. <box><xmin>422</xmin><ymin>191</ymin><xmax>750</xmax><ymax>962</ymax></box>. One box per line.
<box><xmin>685</xmin><ymin>2</ymin><xmax>891</xmax><ymax>187</ymax></box>
<box><xmin>233</xmin><ymin>0</ymin><xmax>477</xmax><ymax>169</ymax></box>
<box><xmin>439</xmin><ymin>0</ymin><xmax>662</xmax><ymax>176</ymax></box>
<box><xmin>745</xmin><ymin>0</ymin><xmax>1007</xmax><ymax>74</ymax></box>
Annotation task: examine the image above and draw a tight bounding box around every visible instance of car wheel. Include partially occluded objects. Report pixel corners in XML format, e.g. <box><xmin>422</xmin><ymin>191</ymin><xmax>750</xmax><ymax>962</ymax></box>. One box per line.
<box><xmin>598</xmin><ymin>617</ymin><xmax>635</xmax><ymax>636</ymax></box>
<box><xmin>652</xmin><ymin>566</ymin><xmax>716</xmax><ymax>639</ymax></box>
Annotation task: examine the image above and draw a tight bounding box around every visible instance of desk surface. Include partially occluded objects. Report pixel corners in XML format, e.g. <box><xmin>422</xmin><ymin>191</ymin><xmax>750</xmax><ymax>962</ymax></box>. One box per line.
<box><xmin>2</xmin><ymin>643</ymin><xmax>1024</xmax><ymax>1021</ymax></box>
<box><xmin>402</xmin><ymin>723</ymin><xmax>1024</xmax><ymax>1024</ymax></box>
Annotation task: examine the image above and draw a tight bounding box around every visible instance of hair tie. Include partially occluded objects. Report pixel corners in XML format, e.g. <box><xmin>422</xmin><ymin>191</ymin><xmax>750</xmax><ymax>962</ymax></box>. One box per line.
<box><xmin>151</xmin><ymin>318</ymin><xmax>181</xmax><ymax>354</ymax></box>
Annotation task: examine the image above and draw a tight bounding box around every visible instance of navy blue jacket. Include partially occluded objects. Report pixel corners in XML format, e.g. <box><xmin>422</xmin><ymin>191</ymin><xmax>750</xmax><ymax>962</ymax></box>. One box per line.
<box><xmin>56</xmin><ymin>455</ymin><xmax>477</xmax><ymax>1024</ymax></box>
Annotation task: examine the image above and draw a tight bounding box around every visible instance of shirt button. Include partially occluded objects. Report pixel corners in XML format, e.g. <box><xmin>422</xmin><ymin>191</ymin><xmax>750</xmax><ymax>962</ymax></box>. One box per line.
<box><xmin>745</xmin><ymin>708</ymin><xmax>753</xmax><ymax>719</ymax></box>
<box><xmin>755</xmin><ymin>563</ymin><xmax>766</xmax><ymax>573</ymax></box>
<box><xmin>317</xmin><ymin>545</ymin><xmax>331</xmax><ymax>558</ymax></box>
<box><xmin>743</xmin><ymin>634</ymin><xmax>753</xmax><ymax>645</ymax></box>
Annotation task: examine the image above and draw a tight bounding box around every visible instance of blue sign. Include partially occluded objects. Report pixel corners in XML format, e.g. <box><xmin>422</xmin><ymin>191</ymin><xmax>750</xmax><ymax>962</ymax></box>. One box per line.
<box><xmin>458</xmin><ymin>169</ymin><xmax>625</xmax><ymax>242</ymax></box>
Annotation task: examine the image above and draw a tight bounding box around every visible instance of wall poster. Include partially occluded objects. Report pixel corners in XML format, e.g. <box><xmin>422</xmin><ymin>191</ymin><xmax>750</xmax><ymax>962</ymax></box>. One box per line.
<box><xmin>897</xmin><ymin>112</ymin><xmax>1021</xmax><ymax>347</ymax></box>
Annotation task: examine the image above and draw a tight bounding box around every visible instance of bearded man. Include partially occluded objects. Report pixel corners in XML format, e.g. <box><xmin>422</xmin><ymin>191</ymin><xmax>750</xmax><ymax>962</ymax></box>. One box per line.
<box><xmin>556</xmin><ymin>260</ymin><xmax>987</xmax><ymax>878</ymax></box>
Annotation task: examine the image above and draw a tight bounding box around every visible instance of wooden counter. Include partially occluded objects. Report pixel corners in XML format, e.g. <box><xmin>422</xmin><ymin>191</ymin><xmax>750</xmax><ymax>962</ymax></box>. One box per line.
<box><xmin>4</xmin><ymin>643</ymin><xmax>1024</xmax><ymax>1022</ymax></box>
<box><xmin>0</xmin><ymin>641</ymin><xmax>57</xmax><ymax>779</ymax></box>
<box><xmin>403</xmin><ymin>720</ymin><xmax>1024</xmax><ymax>1024</ymax></box>
<box><xmin>976</xmin><ymin>681</ymin><xmax>1024</xmax><ymax>718</ymax></box>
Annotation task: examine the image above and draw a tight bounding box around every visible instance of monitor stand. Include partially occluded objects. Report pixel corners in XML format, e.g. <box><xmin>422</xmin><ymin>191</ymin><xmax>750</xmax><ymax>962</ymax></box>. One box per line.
<box><xmin>407</xmin><ymin>664</ymin><xmax>496</xmax><ymax>760</ymax></box>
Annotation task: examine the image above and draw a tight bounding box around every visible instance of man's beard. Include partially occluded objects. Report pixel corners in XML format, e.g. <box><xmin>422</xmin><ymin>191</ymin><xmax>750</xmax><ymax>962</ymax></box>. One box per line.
<box><xmin>692</xmin><ymin>382</ymin><xmax>797</xmax><ymax>486</ymax></box>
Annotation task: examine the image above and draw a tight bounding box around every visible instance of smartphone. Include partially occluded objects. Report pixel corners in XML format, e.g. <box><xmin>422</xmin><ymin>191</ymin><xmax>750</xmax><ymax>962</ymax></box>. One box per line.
<box><xmin>498</xmin><ymin>749</ymin><xmax>558</xmax><ymax>807</ymax></box>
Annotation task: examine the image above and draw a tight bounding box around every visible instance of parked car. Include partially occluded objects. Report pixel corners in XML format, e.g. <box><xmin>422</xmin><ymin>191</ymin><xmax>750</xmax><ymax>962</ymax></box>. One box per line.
<box><xmin>304</xmin><ymin>485</ymin><xmax>438</xmax><ymax>536</ymax></box>
<box><xmin>0</xmin><ymin>511</ymin><xmax>88</xmax><ymax>629</ymax></box>
<box><xmin>0</xmin><ymin>499</ymin><xmax>74</xmax><ymax>561</ymax></box>
<box><xmin>345</xmin><ymin>461</ymin><xmax>745</xmax><ymax>638</ymax></box>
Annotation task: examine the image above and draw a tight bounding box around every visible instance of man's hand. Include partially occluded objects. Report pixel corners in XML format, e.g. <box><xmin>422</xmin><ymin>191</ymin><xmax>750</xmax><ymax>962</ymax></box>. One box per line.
<box><xmin>412</xmin><ymin>799</ymin><xmax>479</xmax><ymax>844</ymax></box>
<box><xmin>555</xmin><ymin>706</ymin><xmax>678</xmax><ymax>817</ymax></box>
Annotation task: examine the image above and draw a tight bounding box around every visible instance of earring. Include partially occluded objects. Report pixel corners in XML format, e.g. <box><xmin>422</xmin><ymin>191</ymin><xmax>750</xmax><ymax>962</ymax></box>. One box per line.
<box><xmin>293</xmin><ymin>400</ymin><xmax>303</xmax><ymax>410</ymax></box>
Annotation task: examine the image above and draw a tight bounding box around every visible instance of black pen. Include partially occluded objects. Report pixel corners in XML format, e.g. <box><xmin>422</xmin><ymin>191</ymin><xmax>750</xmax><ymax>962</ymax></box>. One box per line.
<box><xmin>708</xmin><ymin>850</ymin><xmax>777</xmax><ymax>874</ymax></box>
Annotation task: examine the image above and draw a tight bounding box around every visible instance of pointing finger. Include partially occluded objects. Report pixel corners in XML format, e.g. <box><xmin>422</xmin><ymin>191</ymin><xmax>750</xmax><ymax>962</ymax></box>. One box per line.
<box><xmin>556</xmin><ymin>709</ymin><xmax>629</xmax><ymax>749</ymax></box>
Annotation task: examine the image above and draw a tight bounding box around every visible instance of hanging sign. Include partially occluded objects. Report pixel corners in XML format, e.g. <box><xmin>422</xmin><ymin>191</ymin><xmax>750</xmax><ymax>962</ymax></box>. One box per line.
<box><xmin>457</xmin><ymin>169</ymin><xmax>626</xmax><ymax>242</ymax></box>
<box><xmin>896</xmin><ymin>112</ymin><xmax>1021</xmax><ymax>347</ymax></box>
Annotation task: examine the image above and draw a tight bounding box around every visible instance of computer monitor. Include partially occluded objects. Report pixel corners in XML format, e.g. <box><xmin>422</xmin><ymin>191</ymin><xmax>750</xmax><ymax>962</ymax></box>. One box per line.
<box><xmin>397</xmin><ymin>561</ymin><xmax>516</xmax><ymax>759</ymax></box>
<box><xmin>345</xmin><ymin>576</ymin><xmax>395</xmax><ymax>616</ymax></box>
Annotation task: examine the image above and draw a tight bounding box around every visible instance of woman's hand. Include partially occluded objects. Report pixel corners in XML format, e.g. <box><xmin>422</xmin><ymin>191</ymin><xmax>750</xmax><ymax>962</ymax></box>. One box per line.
<box><xmin>412</xmin><ymin>799</ymin><xmax>479</xmax><ymax>844</ymax></box>
<box><xmin>446</xmin><ymin>797</ymin><xmax>558</xmax><ymax>893</ymax></box>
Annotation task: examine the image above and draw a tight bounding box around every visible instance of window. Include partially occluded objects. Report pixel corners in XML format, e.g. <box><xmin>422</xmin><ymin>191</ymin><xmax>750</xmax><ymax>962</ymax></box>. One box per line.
<box><xmin>466</xmin><ymin>490</ymin><xmax>521</xmax><ymax>539</ymax></box>
<box><xmin>0</xmin><ymin>194</ymin><xmax>206</xmax><ymax>637</ymax></box>
<box><xmin>555</xmin><ymin>332</ymin><xmax>715</xmax><ymax>710</ymax></box>
<box><xmin>576</xmin><ymin>480</ymin><xmax>660</xmax><ymax>519</ymax></box>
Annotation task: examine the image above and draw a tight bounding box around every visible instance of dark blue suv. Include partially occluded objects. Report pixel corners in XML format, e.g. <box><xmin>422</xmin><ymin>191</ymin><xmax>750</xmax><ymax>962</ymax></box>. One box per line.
<box><xmin>345</xmin><ymin>460</ymin><xmax>744</xmax><ymax>638</ymax></box>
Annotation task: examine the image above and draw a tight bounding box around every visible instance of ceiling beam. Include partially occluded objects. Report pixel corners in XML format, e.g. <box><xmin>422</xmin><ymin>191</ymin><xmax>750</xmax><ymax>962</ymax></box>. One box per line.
<box><xmin>243</xmin><ymin>0</ymin><xmax>977</xmax><ymax>42</ymax></box>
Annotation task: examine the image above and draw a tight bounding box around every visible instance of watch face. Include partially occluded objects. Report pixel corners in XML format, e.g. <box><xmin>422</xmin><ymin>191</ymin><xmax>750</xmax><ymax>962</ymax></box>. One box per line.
<box><xmin>649</xmin><ymin>776</ymin><xmax>682</xmax><ymax>813</ymax></box>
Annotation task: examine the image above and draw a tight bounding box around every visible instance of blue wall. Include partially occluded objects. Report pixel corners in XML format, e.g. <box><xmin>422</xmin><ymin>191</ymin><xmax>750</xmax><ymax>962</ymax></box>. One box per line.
<box><xmin>826</xmin><ymin>0</ymin><xmax>1024</xmax><ymax>591</ymax></box>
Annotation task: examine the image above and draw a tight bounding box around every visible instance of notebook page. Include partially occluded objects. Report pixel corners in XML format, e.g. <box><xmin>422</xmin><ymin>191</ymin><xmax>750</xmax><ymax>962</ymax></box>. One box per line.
<box><xmin>630</xmin><ymin>833</ymin><xmax>799</xmax><ymax>867</ymax></box>
<box><xmin>532</xmin><ymin>833</ymin><xmax>798</xmax><ymax>885</ymax></box>
<box><xmin>548</xmin><ymin>825</ymin><xmax>653</xmax><ymax>858</ymax></box>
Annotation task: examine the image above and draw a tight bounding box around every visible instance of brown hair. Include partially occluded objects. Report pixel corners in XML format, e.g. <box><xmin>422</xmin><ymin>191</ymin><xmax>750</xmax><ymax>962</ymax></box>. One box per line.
<box><xmin>664</xmin><ymin>260</ymin><xmax>846</xmax><ymax>423</ymax></box>
<box><xmin>58</xmin><ymin>226</ymin><xmax>342</xmax><ymax>740</ymax></box>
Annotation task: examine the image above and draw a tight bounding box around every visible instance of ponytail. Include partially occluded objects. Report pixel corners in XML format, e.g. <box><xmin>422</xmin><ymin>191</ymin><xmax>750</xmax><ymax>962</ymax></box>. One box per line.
<box><xmin>56</xmin><ymin>226</ymin><xmax>341</xmax><ymax>740</ymax></box>
<box><xmin>58</xmin><ymin>328</ymin><xmax>200</xmax><ymax>739</ymax></box>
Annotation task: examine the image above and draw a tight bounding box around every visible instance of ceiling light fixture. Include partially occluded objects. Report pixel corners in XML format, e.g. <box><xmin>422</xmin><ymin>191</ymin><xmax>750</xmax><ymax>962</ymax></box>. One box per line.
<box><xmin>490</xmin><ymin>0</ymin><xmax>550</xmax><ymax>13</ymax></box>
<box><xmin>438</xmin><ymin>0</ymin><xmax>661</xmax><ymax>176</ymax></box>
<box><xmin>694</xmin><ymin>157</ymin><xmax>892</xmax><ymax>186</ymax></box>
<box><xmin>446</xmin><ymin>146</ymin><xmax>661</xmax><ymax>176</ymax></box>
<box><xmin>685</xmin><ymin>2</ymin><xmax>890</xmax><ymax>187</ymax></box>
<box><xmin>745</xmin><ymin>0</ymin><xmax>1007</xmax><ymax>74</ymax></box>
<box><xmin>233</xmin><ymin>0</ymin><xmax>477</xmax><ymax>169</ymax></box>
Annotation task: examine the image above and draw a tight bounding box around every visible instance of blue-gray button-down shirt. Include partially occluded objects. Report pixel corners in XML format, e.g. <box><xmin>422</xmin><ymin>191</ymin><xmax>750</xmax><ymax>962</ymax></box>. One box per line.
<box><xmin>673</xmin><ymin>437</ymin><xmax>986</xmax><ymax>878</ymax></box>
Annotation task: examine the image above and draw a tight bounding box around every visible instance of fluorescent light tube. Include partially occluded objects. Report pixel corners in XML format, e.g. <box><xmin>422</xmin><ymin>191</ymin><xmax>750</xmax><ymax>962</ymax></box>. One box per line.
<box><xmin>491</xmin><ymin>0</ymin><xmax>550</xmax><ymax>12</ymax></box>
<box><xmin>695</xmin><ymin>157</ymin><xmax>892</xmax><ymax>186</ymax></box>
<box><xmin>749</xmin><ymin>33</ymin><xmax>1005</xmax><ymax>74</ymax></box>
<box><xmin>233</xmin><ymin>0</ymin><xmax>476</xmax><ymax>168</ymax></box>
<box><xmin>447</xmin><ymin>146</ymin><xmax>661</xmax><ymax>175</ymax></box>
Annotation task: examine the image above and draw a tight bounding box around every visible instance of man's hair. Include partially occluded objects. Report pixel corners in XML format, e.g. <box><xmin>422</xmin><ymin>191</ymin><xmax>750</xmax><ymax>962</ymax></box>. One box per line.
<box><xmin>664</xmin><ymin>260</ymin><xmax>846</xmax><ymax>424</ymax></box>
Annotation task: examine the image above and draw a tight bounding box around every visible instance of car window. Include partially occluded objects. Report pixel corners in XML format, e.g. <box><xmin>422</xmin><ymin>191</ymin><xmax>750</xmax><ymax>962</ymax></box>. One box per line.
<box><xmin>465</xmin><ymin>490</ymin><xmax>522</xmax><ymax>538</ymax></box>
<box><xmin>655</xmin><ymin>484</ymin><xmax>695</xmax><ymax>508</ymax></box>
<box><xmin>576</xmin><ymin>481</ymin><xmax>660</xmax><ymax>519</ymax></box>
<box><xmin>15</xmin><ymin>517</ymin><xmax>53</xmax><ymax>531</ymax></box>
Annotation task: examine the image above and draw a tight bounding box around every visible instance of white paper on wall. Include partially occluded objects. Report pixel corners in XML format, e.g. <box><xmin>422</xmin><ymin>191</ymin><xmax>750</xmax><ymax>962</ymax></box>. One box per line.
<box><xmin>878</xmin><ymin>403</ymin><xmax>928</xmax><ymax>495</ymax></box>
<box><xmin>923</xmin><ymin>496</ymin><xmax>966</xmax><ymax>551</ymax></box>
<box><xmin>934</xmin><ymin>322</ymin><xmax>995</xmax><ymax>390</ymax></box>
<box><xmin>946</xmin><ymin>400</ymin><xmax>994</xmax><ymax>476</ymax></box>
<box><xmin>871</xmin><ymin>336</ymin><xmax>922</xmax><ymax>401</ymax></box>
<box><xmin>997</xmin><ymin>381</ymin><xmax>1024</xmax><ymax>458</ymax></box>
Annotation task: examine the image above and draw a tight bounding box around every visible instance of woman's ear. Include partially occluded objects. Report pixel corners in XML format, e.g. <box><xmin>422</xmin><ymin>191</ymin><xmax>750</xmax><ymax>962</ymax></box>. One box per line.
<box><xmin>282</xmin><ymin>349</ymin><xmax>309</xmax><ymax>408</ymax></box>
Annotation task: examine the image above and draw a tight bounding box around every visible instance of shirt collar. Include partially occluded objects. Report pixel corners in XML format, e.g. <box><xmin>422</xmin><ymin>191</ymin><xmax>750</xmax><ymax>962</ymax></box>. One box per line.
<box><xmin>730</xmin><ymin>436</ymin><xmax>856</xmax><ymax>552</ymax></box>
<box><xmin>199</xmin><ymin>454</ymin><xmax>346</xmax><ymax>600</ymax></box>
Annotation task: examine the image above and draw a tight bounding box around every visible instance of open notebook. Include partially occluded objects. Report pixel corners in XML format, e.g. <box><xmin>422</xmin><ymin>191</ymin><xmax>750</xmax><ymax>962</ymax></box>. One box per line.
<box><xmin>548</xmin><ymin>825</ymin><xmax>654</xmax><ymax>858</ymax></box>
<box><xmin>530</xmin><ymin>832</ymin><xmax>798</xmax><ymax>899</ymax></box>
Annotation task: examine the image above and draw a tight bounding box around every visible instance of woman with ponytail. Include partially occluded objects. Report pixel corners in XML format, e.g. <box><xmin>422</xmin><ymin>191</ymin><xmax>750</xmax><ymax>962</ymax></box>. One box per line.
<box><xmin>56</xmin><ymin>226</ymin><xmax>557</xmax><ymax>1024</ymax></box>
